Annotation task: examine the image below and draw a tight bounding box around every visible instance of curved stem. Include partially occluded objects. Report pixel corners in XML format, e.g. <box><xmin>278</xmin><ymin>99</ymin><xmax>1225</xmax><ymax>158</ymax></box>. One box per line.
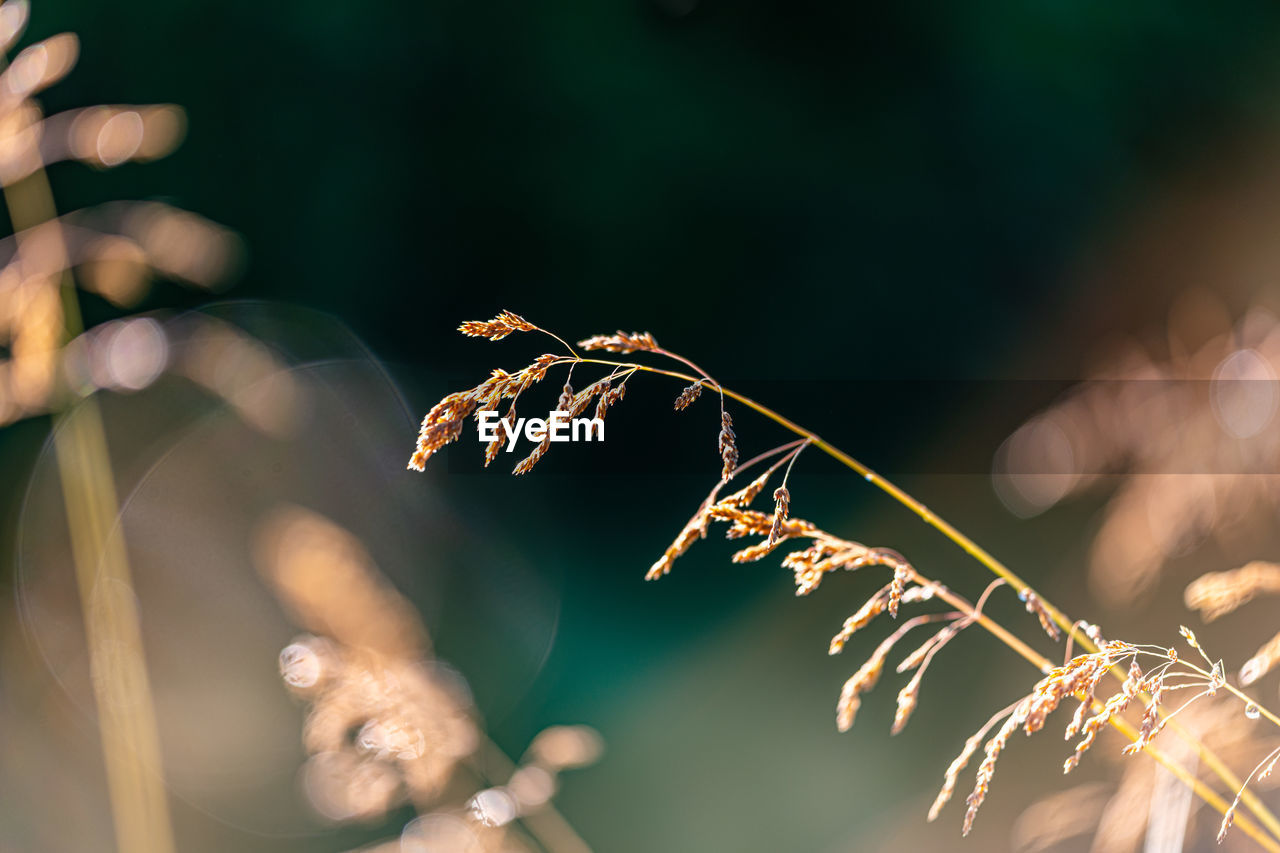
<box><xmin>571</xmin><ymin>356</ymin><xmax>1280</xmax><ymax>847</ymax></box>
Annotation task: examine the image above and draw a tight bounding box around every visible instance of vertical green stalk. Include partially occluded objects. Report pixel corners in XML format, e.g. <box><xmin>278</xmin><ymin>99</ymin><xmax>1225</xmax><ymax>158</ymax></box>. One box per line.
<box><xmin>7</xmin><ymin>168</ymin><xmax>175</xmax><ymax>853</ymax></box>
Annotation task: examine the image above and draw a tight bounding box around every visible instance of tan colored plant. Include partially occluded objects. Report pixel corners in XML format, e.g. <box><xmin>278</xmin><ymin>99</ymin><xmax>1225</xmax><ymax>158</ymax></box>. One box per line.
<box><xmin>409</xmin><ymin>311</ymin><xmax>1280</xmax><ymax>850</ymax></box>
<box><xmin>0</xmin><ymin>4</ymin><xmax>239</xmax><ymax>850</ymax></box>
<box><xmin>257</xmin><ymin>504</ymin><xmax>600</xmax><ymax>853</ymax></box>
<box><xmin>1188</xmin><ymin>562</ymin><xmax>1280</xmax><ymax>688</ymax></box>
<box><xmin>993</xmin><ymin>298</ymin><xmax>1280</xmax><ymax>607</ymax></box>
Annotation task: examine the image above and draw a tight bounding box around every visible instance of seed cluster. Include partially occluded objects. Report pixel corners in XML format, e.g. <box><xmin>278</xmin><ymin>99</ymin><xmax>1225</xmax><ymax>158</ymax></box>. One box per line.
<box><xmin>407</xmin><ymin>313</ymin><xmax>1280</xmax><ymax>848</ymax></box>
<box><xmin>408</xmin><ymin>352</ymin><xmax>561</xmax><ymax>472</ymax></box>
<box><xmin>937</xmin><ymin>630</ymin><xmax>1229</xmax><ymax>836</ymax></box>
<box><xmin>577</xmin><ymin>330</ymin><xmax>660</xmax><ymax>354</ymax></box>
<box><xmin>458</xmin><ymin>309</ymin><xmax>537</xmax><ymax>341</ymax></box>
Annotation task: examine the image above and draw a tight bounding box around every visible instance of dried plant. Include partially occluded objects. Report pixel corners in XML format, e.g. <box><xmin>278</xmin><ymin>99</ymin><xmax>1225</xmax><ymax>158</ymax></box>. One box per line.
<box><xmin>993</xmin><ymin>298</ymin><xmax>1280</xmax><ymax>606</ymax></box>
<box><xmin>1187</xmin><ymin>561</ymin><xmax>1280</xmax><ymax>693</ymax></box>
<box><xmin>1012</xmin><ymin>695</ymin><xmax>1280</xmax><ymax>853</ymax></box>
<box><xmin>0</xmin><ymin>4</ymin><xmax>245</xmax><ymax>851</ymax></box>
<box><xmin>409</xmin><ymin>311</ymin><xmax>1280</xmax><ymax>851</ymax></box>
<box><xmin>257</xmin><ymin>504</ymin><xmax>600</xmax><ymax>853</ymax></box>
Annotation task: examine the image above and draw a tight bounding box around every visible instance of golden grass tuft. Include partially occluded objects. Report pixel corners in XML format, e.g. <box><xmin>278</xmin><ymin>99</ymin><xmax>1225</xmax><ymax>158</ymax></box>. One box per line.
<box><xmin>408</xmin><ymin>313</ymin><xmax>1280</xmax><ymax>850</ymax></box>
<box><xmin>577</xmin><ymin>331</ymin><xmax>659</xmax><ymax>354</ymax></box>
<box><xmin>673</xmin><ymin>381</ymin><xmax>702</xmax><ymax>411</ymax></box>
<box><xmin>1186</xmin><ymin>561</ymin><xmax>1280</xmax><ymax>622</ymax></box>
<box><xmin>458</xmin><ymin>309</ymin><xmax>537</xmax><ymax>341</ymax></box>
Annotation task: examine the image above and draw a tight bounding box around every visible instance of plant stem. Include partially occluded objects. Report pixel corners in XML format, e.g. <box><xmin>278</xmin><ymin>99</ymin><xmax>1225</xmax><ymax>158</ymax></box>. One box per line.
<box><xmin>5</xmin><ymin>169</ymin><xmax>176</xmax><ymax>852</ymax></box>
<box><xmin>574</xmin><ymin>356</ymin><xmax>1280</xmax><ymax>848</ymax></box>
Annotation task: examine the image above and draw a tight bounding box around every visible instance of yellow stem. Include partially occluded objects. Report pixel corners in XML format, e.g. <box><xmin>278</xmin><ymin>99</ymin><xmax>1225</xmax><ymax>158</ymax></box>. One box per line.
<box><xmin>573</xmin><ymin>356</ymin><xmax>1280</xmax><ymax>847</ymax></box>
<box><xmin>6</xmin><ymin>170</ymin><xmax>175</xmax><ymax>852</ymax></box>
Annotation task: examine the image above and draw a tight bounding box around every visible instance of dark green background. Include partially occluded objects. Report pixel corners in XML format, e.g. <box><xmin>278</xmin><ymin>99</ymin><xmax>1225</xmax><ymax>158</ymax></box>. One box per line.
<box><xmin>8</xmin><ymin>2</ymin><xmax>1280</xmax><ymax>851</ymax></box>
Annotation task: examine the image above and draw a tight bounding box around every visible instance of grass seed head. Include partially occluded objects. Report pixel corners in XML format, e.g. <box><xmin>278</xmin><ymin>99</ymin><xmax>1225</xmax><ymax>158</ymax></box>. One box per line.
<box><xmin>595</xmin><ymin>381</ymin><xmax>626</xmax><ymax>421</ymax></box>
<box><xmin>829</xmin><ymin>584</ymin><xmax>893</xmax><ymax>654</ymax></box>
<box><xmin>1064</xmin><ymin>657</ymin><xmax>1141</xmax><ymax>774</ymax></box>
<box><xmin>647</xmin><ymin>511</ymin><xmax>708</xmax><ymax>580</ymax></box>
<box><xmin>892</xmin><ymin>667</ymin><xmax>926</xmax><ymax>735</ymax></box>
<box><xmin>458</xmin><ymin>309</ymin><xmax>536</xmax><ymax>340</ymax></box>
<box><xmin>1186</xmin><ymin>561</ymin><xmax>1280</xmax><ymax>622</ymax></box>
<box><xmin>963</xmin><ymin>702</ymin><xmax>1030</xmax><ymax>835</ymax></box>
<box><xmin>767</xmin><ymin>486</ymin><xmax>790</xmax><ymax>547</ymax></box>
<box><xmin>718</xmin><ymin>410</ymin><xmax>738</xmax><ymax>481</ymax></box>
<box><xmin>1121</xmin><ymin>679</ymin><xmax>1168</xmax><ymax>756</ymax></box>
<box><xmin>722</xmin><ymin>471</ymin><xmax>771</xmax><ymax>508</ymax></box>
<box><xmin>577</xmin><ymin>331</ymin><xmax>660</xmax><ymax>354</ymax></box>
<box><xmin>483</xmin><ymin>407</ymin><xmax>514</xmax><ymax>467</ymax></box>
<box><xmin>408</xmin><ymin>352</ymin><xmax>561</xmax><ymax>472</ymax></box>
<box><xmin>674</xmin><ymin>382</ymin><xmax>702</xmax><ymax>411</ymax></box>
<box><xmin>836</xmin><ymin>636</ymin><xmax>897</xmax><ymax>732</ymax></box>
<box><xmin>930</xmin><ymin>731</ymin><xmax>985</xmax><ymax>822</ymax></box>
<box><xmin>1019</xmin><ymin>589</ymin><xmax>1061</xmax><ymax>641</ymax></box>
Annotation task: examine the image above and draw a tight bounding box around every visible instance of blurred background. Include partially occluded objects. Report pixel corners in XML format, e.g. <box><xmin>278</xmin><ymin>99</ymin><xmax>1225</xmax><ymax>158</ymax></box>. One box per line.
<box><xmin>7</xmin><ymin>1</ymin><xmax>1280</xmax><ymax>851</ymax></box>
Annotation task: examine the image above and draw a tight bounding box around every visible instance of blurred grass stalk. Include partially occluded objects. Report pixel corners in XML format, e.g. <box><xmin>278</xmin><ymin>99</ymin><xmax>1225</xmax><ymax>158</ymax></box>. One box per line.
<box><xmin>7</xmin><ymin>167</ymin><xmax>176</xmax><ymax>852</ymax></box>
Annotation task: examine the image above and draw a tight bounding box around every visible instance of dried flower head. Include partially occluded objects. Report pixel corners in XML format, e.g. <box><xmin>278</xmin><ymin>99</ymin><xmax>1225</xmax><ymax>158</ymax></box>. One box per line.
<box><xmin>577</xmin><ymin>330</ymin><xmax>659</xmax><ymax>354</ymax></box>
<box><xmin>718</xmin><ymin>410</ymin><xmax>738</xmax><ymax>481</ymax></box>
<box><xmin>406</xmin><ymin>314</ymin><xmax>1280</xmax><ymax>850</ymax></box>
<box><xmin>673</xmin><ymin>381</ymin><xmax>702</xmax><ymax>411</ymax></box>
<box><xmin>1186</xmin><ymin>561</ymin><xmax>1280</xmax><ymax>623</ymax></box>
<box><xmin>458</xmin><ymin>310</ymin><xmax>537</xmax><ymax>341</ymax></box>
<box><xmin>767</xmin><ymin>486</ymin><xmax>790</xmax><ymax>547</ymax></box>
<box><xmin>1019</xmin><ymin>588</ymin><xmax>1061</xmax><ymax>641</ymax></box>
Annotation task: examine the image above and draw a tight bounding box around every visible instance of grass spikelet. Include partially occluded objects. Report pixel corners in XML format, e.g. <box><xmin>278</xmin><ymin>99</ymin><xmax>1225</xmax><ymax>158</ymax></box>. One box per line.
<box><xmin>707</xmin><ymin>505</ymin><xmax>815</xmax><ymax>540</ymax></box>
<box><xmin>510</xmin><ymin>382</ymin><xmax>574</xmax><ymax>475</ymax></box>
<box><xmin>673</xmin><ymin>381</ymin><xmax>702</xmax><ymax>411</ymax></box>
<box><xmin>830</xmin><ymin>584</ymin><xmax>940</xmax><ymax>655</ymax></box>
<box><xmin>887</xmin><ymin>555</ymin><xmax>911</xmax><ymax>618</ymax></box>
<box><xmin>892</xmin><ymin>666</ymin><xmax>926</xmax><ymax>734</ymax></box>
<box><xmin>836</xmin><ymin>612</ymin><xmax>950</xmax><ymax>734</ymax></box>
<box><xmin>408</xmin><ymin>391</ymin><xmax>476</xmax><ymax>471</ymax></box>
<box><xmin>458</xmin><ymin>309</ymin><xmax>536</xmax><ymax>340</ymax></box>
<box><xmin>930</xmin><ymin>731</ymin><xmax>985</xmax><ymax>823</ymax></box>
<box><xmin>483</xmin><ymin>407</ymin><xmax>514</xmax><ymax>467</ymax></box>
<box><xmin>730</xmin><ymin>539</ymin><xmax>782</xmax><ymax>563</ymax></box>
<box><xmin>595</xmin><ymin>380</ymin><xmax>627</xmax><ymax>421</ymax></box>
<box><xmin>1019</xmin><ymin>588</ymin><xmax>1061</xmax><ymax>641</ymax></box>
<box><xmin>963</xmin><ymin>701</ymin><xmax>1031</xmax><ymax>835</ymax></box>
<box><xmin>931</xmin><ymin>701</ymin><xmax>1020</xmax><ymax>823</ymax></box>
<box><xmin>836</xmin><ymin>633</ymin><xmax>896</xmax><ymax>732</ymax></box>
<box><xmin>1121</xmin><ymin>679</ymin><xmax>1168</xmax><ymax>756</ymax></box>
<box><xmin>647</xmin><ymin>511</ymin><xmax>708</xmax><ymax>580</ymax></box>
<box><xmin>409</xmin><ymin>351</ymin><xmax>564</xmax><ymax>472</ymax></box>
<box><xmin>718</xmin><ymin>410</ymin><xmax>738</xmax><ymax>481</ymax></box>
<box><xmin>577</xmin><ymin>331</ymin><xmax>660</xmax><ymax>353</ymax></box>
<box><xmin>767</xmin><ymin>486</ymin><xmax>790</xmax><ymax>547</ymax></box>
<box><xmin>567</xmin><ymin>377</ymin><xmax>611</xmax><ymax>417</ymax></box>
<box><xmin>1064</xmin><ymin>658</ymin><xmax>1142</xmax><ymax>774</ymax></box>
<box><xmin>829</xmin><ymin>584</ymin><xmax>894</xmax><ymax>654</ymax></box>
<box><xmin>722</xmin><ymin>471</ymin><xmax>770</xmax><ymax>508</ymax></box>
<box><xmin>1063</xmin><ymin>662</ymin><xmax>1111</xmax><ymax>740</ymax></box>
<box><xmin>512</xmin><ymin>434</ymin><xmax>551</xmax><ymax>475</ymax></box>
<box><xmin>1186</xmin><ymin>561</ymin><xmax>1280</xmax><ymax>622</ymax></box>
